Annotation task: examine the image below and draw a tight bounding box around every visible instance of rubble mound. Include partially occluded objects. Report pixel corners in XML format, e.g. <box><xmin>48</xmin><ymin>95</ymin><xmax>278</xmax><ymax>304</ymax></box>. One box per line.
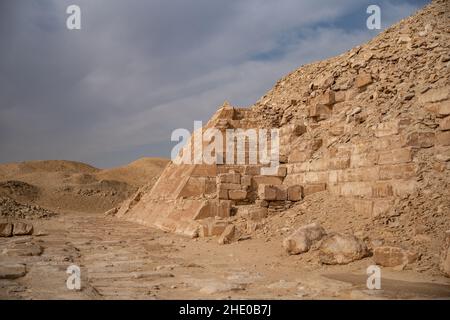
<box><xmin>0</xmin><ymin>196</ymin><xmax>56</xmax><ymax>220</ymax></box>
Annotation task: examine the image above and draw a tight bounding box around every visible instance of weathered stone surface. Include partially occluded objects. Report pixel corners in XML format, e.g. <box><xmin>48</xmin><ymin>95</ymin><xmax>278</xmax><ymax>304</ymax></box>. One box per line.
<box><xmin>13</xmin><ymin>222</ymin><xmax>34</xmax><ymax>236</ymax></box>
<box><xmin>3</xmin><ymin>243</ymin><xmax>43</xmax><ymax>256</ymax></box>
<box><xmin>252</xmin><ymin>175</ymin><xmax>283</xmax><ymax>187</ymax></box>
<box><xmin>418</xmin><ymin>86</ymin><xmax>450</xmax><ymax>104</ymax></box>
<box><xmin>378</xmin><ymin>148</ymin><xmax>413</xmax><ymax>165</ymax></box>
<box><xmin>287</xmin><ymin>185</ymin><xmax>303</xmax><ymax>201</ymax></box>
<box><xmin>0</xmin><ymin>263</ymin><xmax>27</xmax><ymax>279</ymax></box>
<box><xmin>436</xmin><ymin>131</ymin><xmax>450</xmax><ymax>146</ymax></box>
<box><xmin>241</xmin><ymin>175</ymin><xmax>252</xmax><ymax>186</ymax></box>
<box><xmin>309</xmin><ymin>104</ymin><xmax>331</xmax><ymax>119</ymax></box>
<box><xmin>238</xmin><ymin>206</ymin><xmax>268</xmax><ymax>221</ymax></box>
<box><xmin>404</xmin><ymin>132</ymin><xmax>435</xmax><ymax>148</ymax></box>
<box><xmin>218</xmin><ymin>225</ymin><xmax>236</xmax><ymax>245</ymax></box>
<box><xmin>374</xmin><ymin>121</ymin><xmax>399</xmax><ymax>137</ymax></box>
<box><xmin>317</xmin><ymin>90</ymin><xmax>335</xmax><ymax>106</ymax></box>
<box><xmin>217</xmin><ymin>200</ymin><xmax>232</xmax><ymax>218</ymax></box>
<box><xmin>228</xmin><ymin>190</ymin><xmax>247</xmax><ymax>200</ymax></box>
<box><xmin>283</xmin><ymin>223</ymin><xmax>326</xmax><ymax>255</ymax></box>
<box><xmin>199</xmin><ymin>219</ymin><xmax>229</xmax><ymax>237</ymax></box>
<box><xmin>303</xmin><ymin>183</ymin><xmax>327</xmax><ymax>196</ymax></box>
<box><xmin>439</xmin><ymin>116</ymin><xmax>450</xmax><ymax>131</ymax></box>
<box><xmin>0</xmin><ymin>222</ymin><xmax>13</xmax><ymax>237</ymax></box>
<box><xmin>355</xmin><ymin>72</ymin><xmax>372</xmax><ymax>88</ymax></box>
<box><xmin>440</xmin><ymin>231</ymin><xmax>450</xmax><ymax>277</ymax></box>
<box><xmin>217</xmin><ymin>172</ymin><xmax>240</xmax><ymax>184</ymax></box>
<box><xmin>373</xmin><ymin>246</ymin><xmax>419</xmax><ymax>267</ymax></box>
<box><xmin>425</xmin><ymin>100</ymin><xmax>450</xmax><ymax>116</ymax></box>
<box><xmin>257</xmin><ymin>184</ymin><xmax>277</xmax><ymax>201</ymax></box>
<box><xmin>319</xmin><ymin>234</ymin><xmax>369</xmax><ymax>265</ymax></box>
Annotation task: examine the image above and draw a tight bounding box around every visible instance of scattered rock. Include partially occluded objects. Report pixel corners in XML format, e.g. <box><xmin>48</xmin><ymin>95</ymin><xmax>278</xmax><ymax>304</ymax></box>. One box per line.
<box><xmin>218</xmin><ymin>225</ymin><xmax>236</xmax><ymax>245</ymax></box>
<box><xmin>283</xmin><ymin>223</ymin><xmax>326</xmax><ymax>255</ymax></box>
<box><xmin>2</xmin><ymin>242</ymin><xmax>43</xmax><ymax>256</ymax></box>
<box><xmin>199</xmin><ymin>281</ymin><xmax>244</xmax><ymax>295</ymax></box>
<box><xmin>0</xmin><ymin>196</ymin><xmax>56</xmax><ymax>219</ymax></box>
<box><xmin>0</xmin><ymin>263</ymin><xmax>27</xmax><ymax>279</ymax></box>
<box><xmin>373</xmin><ymin>246</ymin><xmax>419</xmax><ymax>268</ymax></box>
<box><xmin>440</xmin><ymin>231</ymin><xmax>450</xmax><ymax>277</ymax></box>
<box><xmin>12</xmin><ymin>222</ymin><xmax>33</xmax><ymax>236</ymax></box>
<box><xmin>0</xmin><ymin>222</ymin><xmax>13</xmax><ymax>237</ymax></box>
<box><xmin>319</xmin><ymin>233</ymin><xmax>370</xmax><ymax>265</ymax></box>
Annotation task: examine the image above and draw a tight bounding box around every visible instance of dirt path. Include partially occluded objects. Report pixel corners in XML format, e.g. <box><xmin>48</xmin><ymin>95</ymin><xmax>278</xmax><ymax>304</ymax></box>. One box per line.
<box><xmin>1</xmin><ymin>211</ymin><xmax>449</xmax><ymax>300</ymax></box>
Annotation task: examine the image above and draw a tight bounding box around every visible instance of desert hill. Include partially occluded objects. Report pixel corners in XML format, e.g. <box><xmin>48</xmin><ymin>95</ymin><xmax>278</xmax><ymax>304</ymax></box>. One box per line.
<box><xmin>0</xmin><ymin>158</ymin><xmax>169</xmax><ymax>214</ymax></box>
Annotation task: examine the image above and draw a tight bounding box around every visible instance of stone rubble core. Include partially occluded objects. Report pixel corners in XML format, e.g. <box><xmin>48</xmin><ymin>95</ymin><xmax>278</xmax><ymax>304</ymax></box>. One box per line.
<box><xmin>114</xmin><ymin>0</ymin><xmax>450</xmax><ymax>272</ymax></box>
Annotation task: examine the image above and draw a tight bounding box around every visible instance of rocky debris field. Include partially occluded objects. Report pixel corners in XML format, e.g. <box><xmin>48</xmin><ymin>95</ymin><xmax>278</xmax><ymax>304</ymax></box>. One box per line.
<box><xmin>1</xmin><ymin>211</ymin><xmax>449</xmax><ymax>300</ymax></box>
<box><xmin>0</xmin><ymin>197</ymin><xmax>57</xmax><ymax>220</ymax></box>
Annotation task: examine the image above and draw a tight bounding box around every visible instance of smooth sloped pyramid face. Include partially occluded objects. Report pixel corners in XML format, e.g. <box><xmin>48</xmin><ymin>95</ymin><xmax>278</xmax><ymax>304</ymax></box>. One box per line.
<box><xmin>116</xmin><ymin>0</ymin><xmax>450</xmax><ymax>262</ymax></box>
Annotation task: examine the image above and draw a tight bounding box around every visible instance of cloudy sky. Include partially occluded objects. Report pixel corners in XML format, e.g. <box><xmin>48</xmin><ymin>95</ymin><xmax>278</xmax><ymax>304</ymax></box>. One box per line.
<box><xmin>0</xmin><ymin>0</ymin><xmax>429</xmax><ymax>168</ymax></box>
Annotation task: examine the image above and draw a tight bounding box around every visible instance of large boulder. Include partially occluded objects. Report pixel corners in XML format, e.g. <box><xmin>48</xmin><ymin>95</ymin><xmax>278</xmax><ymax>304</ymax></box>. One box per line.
<box><xmin>440</xmin><ymin>231</ymin><xmax>450</xmax><ymax>277</ymax></box>
<box><xmin>13</xmin><ymin>222</ymin><xmax>33</xmax><ymax>236</ymax></box>
<box><xmin>373</xmin><ymin>246</ymin><xmax>419</xmax><ymax>268</ymax></box>
<box><xmin>319</xmin><ymin>233</ymin><xmax>370</xmax><ymax>265</ymax></box>
<box><xmin>0</xmin><ymin>223</ymin><xmax>13</xmax><ymax>237</ymax></box>
<box><xmin>283</xmin><ymin>223</ymin><xmax>326</xmax><ymax>255</ymax></box>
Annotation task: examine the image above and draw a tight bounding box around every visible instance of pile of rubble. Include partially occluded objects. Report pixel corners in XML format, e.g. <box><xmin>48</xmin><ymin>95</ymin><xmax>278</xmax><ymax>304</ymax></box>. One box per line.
<box><xmin>0</xmin><ymin>196</ymin><xmax>56</xmax><ymax>220</ymax></box>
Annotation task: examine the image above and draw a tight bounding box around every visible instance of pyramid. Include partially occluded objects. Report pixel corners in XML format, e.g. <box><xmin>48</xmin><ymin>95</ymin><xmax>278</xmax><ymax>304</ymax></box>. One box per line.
<box><xmin>116</xmin><ymin>0</ymin><xmax>450</xmax><ymax>261</ymax></box>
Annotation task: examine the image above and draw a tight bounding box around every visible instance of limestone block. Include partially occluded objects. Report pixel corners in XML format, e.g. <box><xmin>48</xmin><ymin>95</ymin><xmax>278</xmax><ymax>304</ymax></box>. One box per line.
<box><xmin>418</xmin><ymin>86</ymin><xmax>450</xmax><ymax>104</ymax></box>
<box><xmin>303</xmin><ymin>183</ymin><xmax>327</xmax><ymax>196</ymax></box>
<box><xmin>287</xmin><ymin>185</ymin><xmax>303</xmax><ymax>201</ymax></box>
<box><xmin>373</xmin><ymin>246</ymin><xmax>419</xmax><ymax>267</ymax></box>
<box><xmin>355</xmin><ymin>72</ymin><xmax>372</xmax><ymax>88</ymax></box>
<box><xmin>378</xmin><ymin>148</ymin><xmax>413</xmax><ymax>165</ymax></box>
<box><xmin>218</xmin><ymin>225</ymin><xmax>236</xmax><ymax>245</ymax></box>
<box><xmin>0</xmin><ymin>223</ymin><xmax>13</xmax><ymax>237</ymax></box>
<box><xmin>317</xmin><ymin>90</ymin><xmax>335</xmax><ymax>106</ymax></box>
<box><xmin>228</xmin><ymin>190</ymin><xmax>247</xmax><ymax>200</ymax></box>
<box><xmin>13</xmin><ymin>222</ymin><xmax>33</xmax><ymax>236</ymax></box>
<box><xmin>404</xmin><ymin>132</ymin><xmax>435</xmax><ymax>148</ymax></box>
<box><xmin>379</xmin><ymin>163</ymin><xmax>417</xmax><ymax>180</ymax></box>
<box><xmin>436</xmin><ymin>131</ymin><xmax>450</xmax><ymax>146</ymax></box>
<box><xmin>372</xmin><ymin>182</ymin><xmax>394</xmax><ymax>198</ymax></box>
<box><xmin>439</xmin><ymin>116</ymin><xmax>450</xmax><ymax>131</ymax></box>
<box><xmin>252</xmin><ymin>175</ymin><xmax>283</xmax><ymax>187</ymax></box>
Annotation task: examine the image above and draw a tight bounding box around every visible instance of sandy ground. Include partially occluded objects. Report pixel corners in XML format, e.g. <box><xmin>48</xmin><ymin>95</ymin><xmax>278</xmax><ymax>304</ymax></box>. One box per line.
<box><xmin>1</xmin><ymin>210</ymin><xmax>449</xmax><ymax>300</ymax></box>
